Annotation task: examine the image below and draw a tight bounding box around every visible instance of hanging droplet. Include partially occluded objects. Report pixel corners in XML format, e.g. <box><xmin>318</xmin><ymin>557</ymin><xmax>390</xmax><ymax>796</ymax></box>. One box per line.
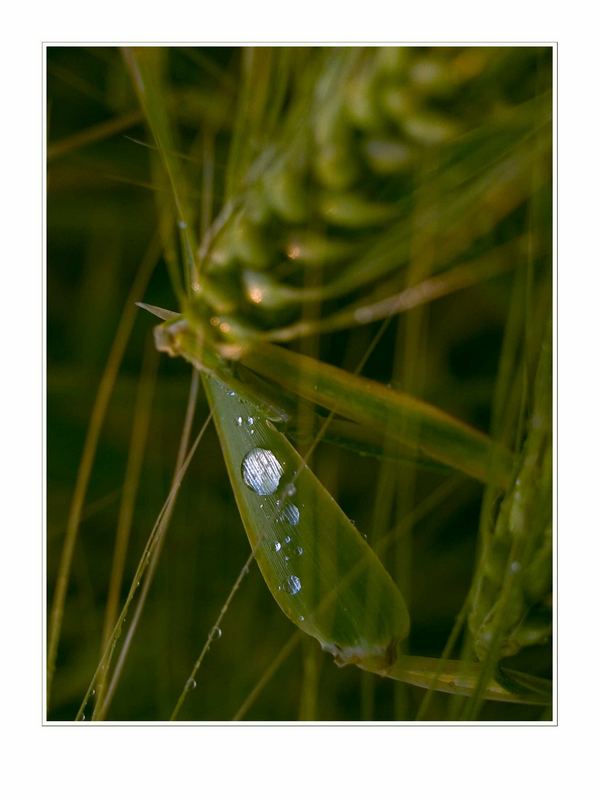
<box><xmin>284</xmin><ymin>535</ymin><xmax>292</xmax><ymax>544</ymax></box>
<box><xmin>296</xmin><ymin>545</ymin><xmax>304</xmax><ymax>556</ymax></box>
<box><xmin>241</xmin><ymin>448</ymin><xmax>284</xmax><ymax>495</ymax></box>
<box><xmin>186</xmin><ymin>678</ymin><xmax>197</xmax><ymax>691</ymax></box>
<box><xmin>274</xmin><ymin>541</ymin><xmax>282</xmax><ymax>552</ymax></box>
<box><xmin>236</xmin><ymin>416</ymin><xmax>243</xmax><ymax>426</ymax></box>
<box><xmin>211</xmin><ymin>626</ymin><xmax>222</xmax><ymax>640</ymax></box>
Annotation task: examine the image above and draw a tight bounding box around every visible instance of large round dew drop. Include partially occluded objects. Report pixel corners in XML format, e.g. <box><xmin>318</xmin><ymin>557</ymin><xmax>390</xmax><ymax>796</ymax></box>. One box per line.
<box><xmin>241</xmin><ymin>447</ymin><xmax>284</xmax><ymax>496</ymax></box>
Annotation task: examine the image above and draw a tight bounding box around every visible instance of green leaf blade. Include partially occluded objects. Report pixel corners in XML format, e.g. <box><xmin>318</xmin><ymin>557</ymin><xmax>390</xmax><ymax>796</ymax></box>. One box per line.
<box><xmin>203</xmin><ymin>373</ymin><xmax>410</xmax><ymax>669</ymax></box>
<box><xmin>241</xmin><ymin>342</ymin><xmax>514</xmax><ymax>487</ymax></box>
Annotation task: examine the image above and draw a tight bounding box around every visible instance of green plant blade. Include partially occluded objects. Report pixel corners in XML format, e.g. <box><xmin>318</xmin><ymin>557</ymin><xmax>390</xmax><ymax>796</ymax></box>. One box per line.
<box><xmin>240</xmin><ymin>342</ymin><xmax>514</xmax><ymax>487</ymax></box>
<box><xmin>150</xmin><ymin>312</ymin><xmax>514</xmax><ymax>487</ymax></box>
<box><xmin>369</xmin><ymin>655</ymin><xmax>551</xmax><ymax>706</ymax></box>
<box><xmin>203</xmin><ymin>373</ymin><xmax>411</xmax><ymax>670</ymax></box>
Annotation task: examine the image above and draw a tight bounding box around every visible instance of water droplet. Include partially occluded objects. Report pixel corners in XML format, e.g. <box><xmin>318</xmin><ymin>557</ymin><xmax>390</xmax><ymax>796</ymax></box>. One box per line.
<box><xmin>212</xmin><ymin>626</ymin><xmax>222</xmax><ymax>640</ymax></box>
<box><xmin>274</xmin><ymin>541</ymin><xmax>282</xmax><ymax>552</ymax></box>
<box><xmin>280</xmin><ymin>503</ymin><xmax>300</xmax><ymax>526</ymax></box>
<box><xmin>241</xmin><ymin>448</ymin><xmax>284</xmax><ymax>496</ymax></box>
<box><xmin>236</xmin><ymin>416</ymin><xmax>243</xmax><ymax>426</ymax></box>
<box><xmin>91</xmin><ymin>689</ymin><xmax>95</xmax><ymax>697</ymax></box>
<box><xmin>177</xmin><ymin>219</ymin><xmax>187</xmax><ymax>229</ymax></box>
<box><xmin>284</xmin><ymin>555</ymin><xmax>290</xmax><ymax>562</ymax></box>
<box><xmin>283</xmin><ymin>575</ymin><xmax>302</xmax><ymax>596</ymax></box>
<box><xmin>247</xmin><ymin>416</ymin><xmax>255</xmax><ymax>425</ymax></box>
<box><xmin>299</xmin><ymin>615</ymin><xmax>305</xmax><ymax>622</ymax></box>
<box><xmin>227</xmin><ymin>390</ymin><xmax>236</xmax><ymax>398</ymax></box>
<box><xmin>296</xmin><ymin>545</ymin><xmax>304</xmax><ymax>556</ymax></box>
<box><xmin>284</xmin><ymin>535</ymin><xmax>292</xmax><ymax>544</ymax></box>
<box><xmin>284</xmin><ymin>483</ymin><xmax>297</xmax><ymax>497</ymax></box>
<box><xmin>186</xmin><ymin>678</ymin><xmax>197</xmax><ymax>691</ymax></box>
<box><xmin>510</xmin><ymin>561</ymin><xmax>522</xmax><ymax>574</ymax></box>
<box><xmin>82</xmin><ymin>714</ymin><xmax>85</xmax><ymax>721</ymax></box>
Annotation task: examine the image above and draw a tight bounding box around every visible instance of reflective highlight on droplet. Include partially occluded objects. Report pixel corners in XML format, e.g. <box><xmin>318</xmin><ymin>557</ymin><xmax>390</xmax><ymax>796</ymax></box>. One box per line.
<box><xmin>241</xmin><ymin>448</ymin><xmax>283</xmax><ymax>496</ymax></box>
<box><xmin>280</xmin><ymin>503</ymin><xmax>300</xmax><ymax>526</ymax></box>
<box><xmin>283</xmin><ymin>575</ymin><xmax>302</xmax><ymax>595</ymax></box>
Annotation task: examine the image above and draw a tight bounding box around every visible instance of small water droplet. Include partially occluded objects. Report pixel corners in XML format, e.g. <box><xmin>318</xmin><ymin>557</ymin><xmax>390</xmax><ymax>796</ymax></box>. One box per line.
<box><xmin>283</xmin><ymin>575</ymin><xmax>302</xmax><ymax>596</ymax></box>
<box><xmin>296</xmin><ymin>545</ymin><xmax>303</xmax><ymax>556</ymax></box>
<box><xmin>247</xmin><ymin>416</ymin><xmax>255</xmax><ymax>425</ymax></box>
<box><xmin>299</xmin><ymin>615</ymin><xmax>305</xmax><ymax>622</ymax></box>
<box><xmin>274</xmin><ymin>541</ymin><xmax>282</xmax><ymax>552</ymax></box>
<box><xmin>82</xmin><ymin>714</ymin><xmax>85</xmax><ymax>721</ymax></box>
<box><xmin>227</xmin><ymin>390</ymin><xmax>236</xmax><ymax>397</ymax></box>
<box><xmin>284</xmin><ymin>535</ymin><xmax>292</xmax><ymax>544</ymax></box>
<box><xmin>212</xmin><ymin>626</ymin><xmax>222</xmax><ymax>640</ymax></box>
<box><xmin>284</xmin><ymin>483</ymin><xmax>296</xmax><ymax>497</ymax></box>
<box><xmin>186</xmin><ymin>678</ymin><xmax>197</xmax><ymax>691</ymax></box>
<box><xmin>91</xmin><ymin>689</ymin><xmax>95</xmax><ymax>697</ymax></box>
<box><xmin>284</xmin><ymin>555</ymin><xmax>290</xmax><ymax>562</ymax></box>
<box><xmin>510</xmin><ymin>561</ymin><xmax>522</xmax><ymax>574</ymax></box>
<box><xmin>241</xmin><ymin>448</ymin><xmax>284</xmax><ymax>496</ymax></box>
<box><xmin>236</xmin><ymin>416</ymin><xmax>243</xmax><ymax>426</ymax></box>
<box><xmin>280</xmin><ymin>503</ymin><xmax>300</xmax><ymax>526</ymax></box>
<box><xmin>177</xmin><ymin>219</ymin><xmax>187</xmax><ymax>229</ymax></box>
